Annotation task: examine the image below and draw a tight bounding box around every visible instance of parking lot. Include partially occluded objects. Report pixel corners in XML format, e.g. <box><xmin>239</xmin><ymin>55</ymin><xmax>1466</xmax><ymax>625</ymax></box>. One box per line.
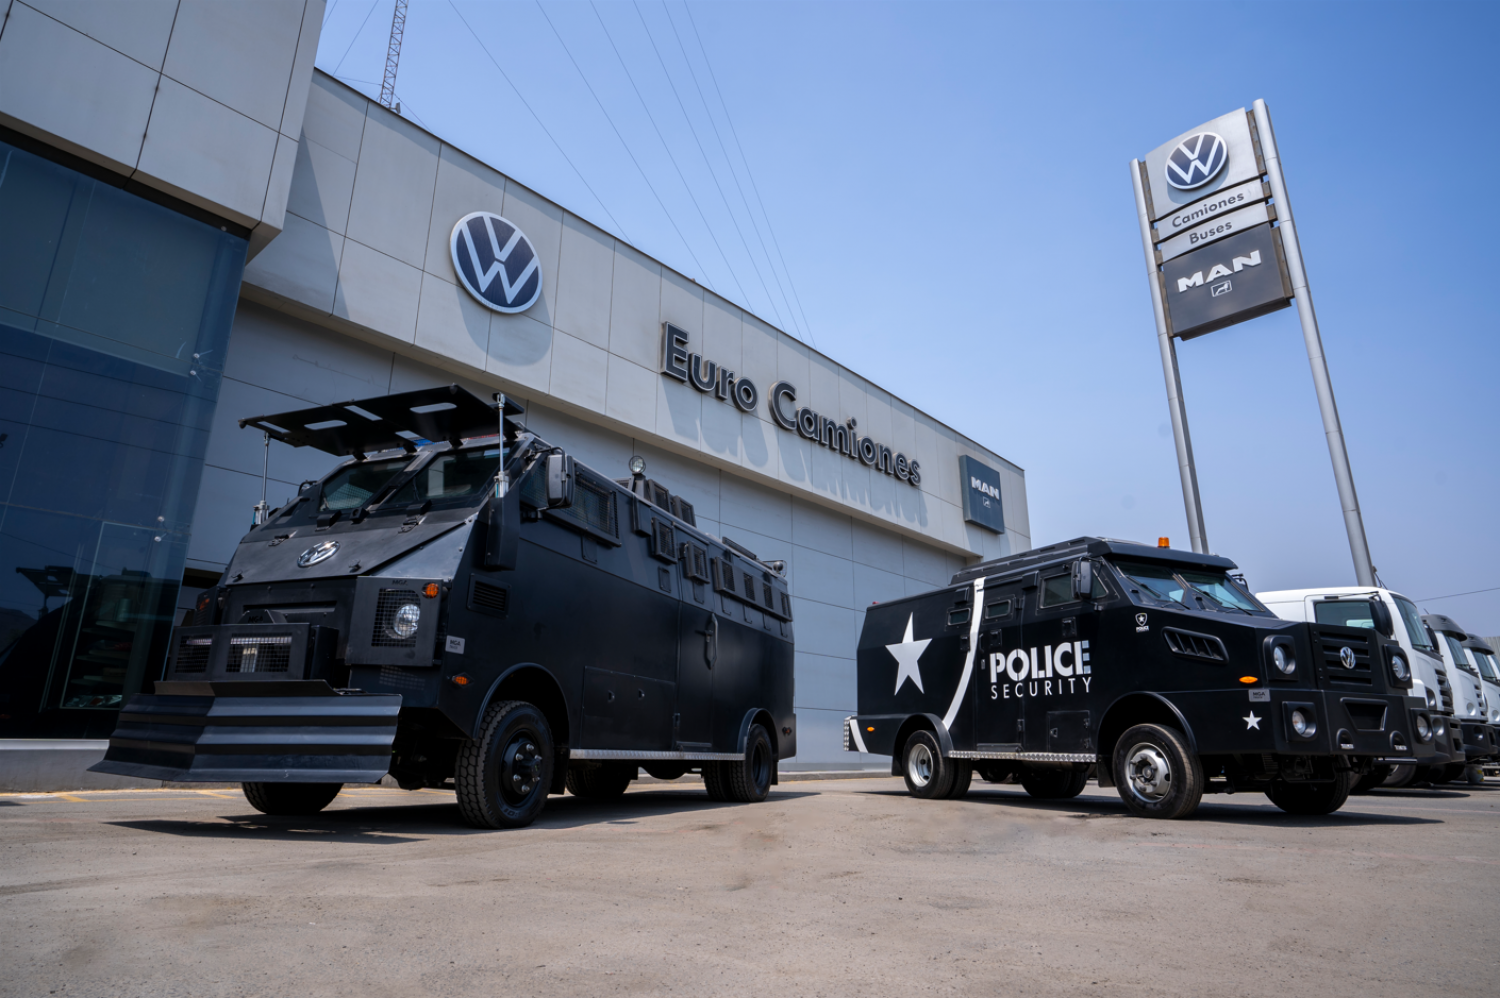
<box><xmin>2</xmin><ymin>776</ymin><xmax>1496</xmax><ymax>998</ymax></box>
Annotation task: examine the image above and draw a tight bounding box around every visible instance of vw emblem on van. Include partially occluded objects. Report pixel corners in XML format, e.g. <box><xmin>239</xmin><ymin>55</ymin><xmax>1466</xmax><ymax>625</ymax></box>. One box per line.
<box><xmin>450</xmin><ymin>212</ymin><xmax>542</xmax><ymax>314</ymax></box>
<box><xmin>1164</xmin><ymin>132</ymin><xmax>1228</xmax><ymax>190</ymax></box>
<box><xmin>297</xmin><ymin>540</ymin><xmax>339</xmax><ymax>568</ymax></box>
<box><xmin>1339</xmin><ymin>645</ymin><xmax>1356</xmax><ymax>669</ymax></box>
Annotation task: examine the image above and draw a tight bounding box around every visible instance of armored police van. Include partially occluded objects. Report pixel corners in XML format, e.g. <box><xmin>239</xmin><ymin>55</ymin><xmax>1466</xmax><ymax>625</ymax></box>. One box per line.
<box><xmin>846</xmin><ymin>538</ymin><xmax>1425</xmax><ymax>819</ymax></box>
<box><xmin>92</xmin><ymin>385</ymin><xmax>795</xmax><ymax>829</ymax></box>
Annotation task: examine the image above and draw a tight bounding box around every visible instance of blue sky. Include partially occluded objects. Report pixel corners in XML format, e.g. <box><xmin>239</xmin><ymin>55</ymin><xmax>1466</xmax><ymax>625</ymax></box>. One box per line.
<box><xmin>315</xmin><ymin>1</ymin><xmax>1500</xmax><ymax>633</ymax></box>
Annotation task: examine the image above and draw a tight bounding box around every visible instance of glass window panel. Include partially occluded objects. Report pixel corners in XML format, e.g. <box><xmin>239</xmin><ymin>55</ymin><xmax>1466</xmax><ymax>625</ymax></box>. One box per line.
<box><xmin>1392</xmin><ymin>597</ymin><xmax>1436</xmax><ymax>653</ymax></box>
<box><xmin>1113</xmin><ymin>561</ymin><xmax>1187</xmax><ymax>604</ymax></box>
<box><xmin>1040</xmin><ymin>574</ymin><xmax>1073</xmax><ymax>607</ymax></box>
<box><xmin>1313</xmin><ymin>601</ymin><xmax>1377</xmax><ymax>629</ymax></box>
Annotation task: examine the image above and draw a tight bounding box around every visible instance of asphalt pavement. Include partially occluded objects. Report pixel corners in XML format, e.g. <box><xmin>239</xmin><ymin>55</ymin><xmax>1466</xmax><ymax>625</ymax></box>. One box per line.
<box><xmin>2</xmin><ymin>775</ymin><xmax>1496</xmax><ymax>998</ymax></box>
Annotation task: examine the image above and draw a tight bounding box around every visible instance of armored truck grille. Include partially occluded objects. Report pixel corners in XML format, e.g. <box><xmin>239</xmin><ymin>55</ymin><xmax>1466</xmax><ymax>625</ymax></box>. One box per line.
<box><xmin>175</xmin><ymin>636</ymin><xmax>212</xmax><ymax>674</ymax></box>
<box><xmin>470</xmin><ymin>579</ymin><xmax>509</xmax><ymax>616</ymax></box>
<box><xmin>372</xmin><ymin>588</ymin><xmax>420</xmax><ymax>648</ymax></box>
<box><xmin>227</xmin><ymin>635</ymin><xmax>292</xmax><ymax>673</ymax></box>
<box><xmin>1163</xmin><ymin>628</ymin><xmax>1227</xmax><ymax>662</ymax></box>
<box><xmin>1317</xmin><ymin>633</ymin><xmax>1372</xmax><ymax>684</ymax></box>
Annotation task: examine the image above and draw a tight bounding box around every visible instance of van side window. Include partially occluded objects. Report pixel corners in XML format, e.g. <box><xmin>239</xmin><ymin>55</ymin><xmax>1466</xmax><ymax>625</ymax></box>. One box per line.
<box><xmin>1040</xmin><ymin>574</ymin><xmax>1072</xmax><ymax>607</ymax></box>
<box><xmin>983</xmin><ymin>599</ymin><xmax>1012</xmax><ymax>620</ymax></box>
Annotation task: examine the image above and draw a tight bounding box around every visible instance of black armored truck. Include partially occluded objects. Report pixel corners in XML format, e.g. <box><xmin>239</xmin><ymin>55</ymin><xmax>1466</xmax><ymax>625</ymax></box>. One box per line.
<box><xmin>92</xmin><ymin>385</ymin><xmax>795</xmax><ymax>828</ymax></box>
<box><xmin>846</xmin><ymin>537</ymin><xmax>1428</xmax><ymax>818</ymax></box>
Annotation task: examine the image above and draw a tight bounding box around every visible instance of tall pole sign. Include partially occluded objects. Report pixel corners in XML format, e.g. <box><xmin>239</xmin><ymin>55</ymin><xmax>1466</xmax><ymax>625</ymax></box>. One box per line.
<box><xmin>1130</xmin><ymin>101</ymin><xmax>1376</xmax><ymax>586</ymax></box>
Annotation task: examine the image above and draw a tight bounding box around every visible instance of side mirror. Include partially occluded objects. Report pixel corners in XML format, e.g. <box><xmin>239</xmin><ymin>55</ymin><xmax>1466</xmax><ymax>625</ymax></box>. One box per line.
<box><xmin>483</xmin><ymin>487</ymin><xmax>520</xmax><ymax>570</ymax></box>
<box><xmin>1369</xmin><ymin>599</ymin><xmax>1394</xmax><ymax>637</ymax></box>
<box><xmin>1071</xmin><ymin>559</ymin><xmax>1093</xmax><ymax>601</ymax></box>
<box><xmin>546</xmin><ymin>453</ymin><xmax>574</xmax><ymax>509</ymax></box>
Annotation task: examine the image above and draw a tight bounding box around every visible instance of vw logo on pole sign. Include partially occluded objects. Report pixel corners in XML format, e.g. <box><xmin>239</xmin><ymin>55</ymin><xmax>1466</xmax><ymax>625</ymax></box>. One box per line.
<box><xmin>450</xmin><ymin>212</ymin><xmax>542</xmax><ymax>313</ymax></box>
<box><xmin>1164</xmin><ymin>132</ymin><xmax>1227</xmax><ymax>190</ymax></box>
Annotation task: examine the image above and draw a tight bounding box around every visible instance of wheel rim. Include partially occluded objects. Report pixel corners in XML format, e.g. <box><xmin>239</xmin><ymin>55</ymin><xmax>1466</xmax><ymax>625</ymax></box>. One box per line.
<box><xmin>907</xmin><ymin>742</ymin><xmax>934</xmax><ymax>788</ymax></box>
<box><xmin>500</xmin><ymin>732</ymin><xmax>544</xmax><ymax>806</ymax></box>
<box><xmin>1123</xmin><ymin>742</ymin><xmax>1173</xmax><ymax>803</ymax></box>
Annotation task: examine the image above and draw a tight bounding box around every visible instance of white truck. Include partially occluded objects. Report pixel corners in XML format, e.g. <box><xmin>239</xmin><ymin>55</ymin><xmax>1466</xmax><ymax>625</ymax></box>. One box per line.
<box><xmin>1461</xmin><ymin>636</ymin><xmax>1500</xmax><ymax>775</ymax></box>
<box><xmin>1257</xmin><ymin>587</ymin><xmax>1458</xmax><ymax>789</ymax></box>
<box><xmin>1423</xmin><ymin>614</ymin><xmax>1497</xmax><ymax>783</ymax></box>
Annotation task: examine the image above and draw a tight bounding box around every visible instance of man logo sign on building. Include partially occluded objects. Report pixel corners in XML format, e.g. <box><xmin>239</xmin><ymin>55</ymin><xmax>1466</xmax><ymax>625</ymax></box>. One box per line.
<box><xmin>450</xmin><ymin>212</ymin><xmax>542</xmax><ymax>313</ymax></box>
<box><xmin>960</xmin><ymin>455</ymin><xmax>1004</xmax><ymax>533</ymax></box>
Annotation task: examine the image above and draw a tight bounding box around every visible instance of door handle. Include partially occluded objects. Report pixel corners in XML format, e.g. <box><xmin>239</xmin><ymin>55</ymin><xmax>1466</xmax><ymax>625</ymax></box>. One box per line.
<box><xmin>695</xmin><ymin>612</ymin><xmax>718</xmax><ymax>668</ymax></box>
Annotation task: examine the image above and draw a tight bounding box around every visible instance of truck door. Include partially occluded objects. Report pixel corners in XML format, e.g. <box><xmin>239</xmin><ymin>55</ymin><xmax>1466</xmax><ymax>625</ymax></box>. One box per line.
<box><xmin>973</xmin><ymin>581</ymin><xmax>1026</xmax><ymax>751</ymax></box>
<box><xmin>1026</xmin><ymin>563</ymin><xmax>1102</xmax><ymax>755</ymax></box>
<box><xmin>676</xmin><ymin>606</ymin><xmax>717</xmax><ymax>747</ymax></box>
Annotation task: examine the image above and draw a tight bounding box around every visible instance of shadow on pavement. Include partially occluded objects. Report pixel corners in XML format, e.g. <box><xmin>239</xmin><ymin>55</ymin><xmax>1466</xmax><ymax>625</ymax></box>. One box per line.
<box><xmin>106</xmin><ymin>787</ymin><xmax>814</xmax><ymax>841</ymax></box>
<box><xmin>858</xmin><ymin>787</ymin><xmax>1443</xmax><ymax>827</ymax></box>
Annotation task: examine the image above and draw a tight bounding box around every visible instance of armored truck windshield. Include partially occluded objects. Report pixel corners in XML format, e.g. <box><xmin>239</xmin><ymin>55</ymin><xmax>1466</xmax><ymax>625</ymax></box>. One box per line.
<box><xmin>1109</xmin><ymin>559</ymin><xmax>1266</xmax><ymax>614</ymax></box>
<box><xmin>319</xmin><ymin>456</ymin><xmax>416</xmax><ymax>511</ymax></box>
<box><xmin>317</xmin><ymin>447</ymin><xmax>502</xmax><ymax>514</ymax></box>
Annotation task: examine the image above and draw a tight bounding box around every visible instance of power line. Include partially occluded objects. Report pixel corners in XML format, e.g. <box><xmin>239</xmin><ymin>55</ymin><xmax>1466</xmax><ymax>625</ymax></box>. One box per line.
<box><xmin>1416</xmin><ymin>585</ymin><xmax>1500</xmax><ymax>603</ymax></box>
<box><xmin>332</xmin><ymin>0</ymin><xmax>379</xmax><ymax>78</ymax></box>
<box><xmin>588</xmin><ymin>1</ymin><xmax>750</xmax><ymax>306</ymax></box>
<box><xmin>446</xmin><ymin>1</ymin><xmax>632</xmax><ymax>243</ymax></box>
<box><xmin>533</xmin><ymin>2</ymin><xmax>713</xmax><ymax>294</ymax></box>
<box><xmin>683</xmin><ymin>2</ymin><xmax>816</xmax><ymax>348</ymax></box>
<box><xmin>322</xmin><ymin>0</ymin><xmax>341</xmax><ymax>29</ymax></box>
<box><xmin>632</xmin><ymin>0</ymin><xmax>789</xmax><ymax>336</ymax></box>
<box><xmin>660</xmin><ymin>0</ymin><xmax>805</xmax><ymax>342</ymax></box>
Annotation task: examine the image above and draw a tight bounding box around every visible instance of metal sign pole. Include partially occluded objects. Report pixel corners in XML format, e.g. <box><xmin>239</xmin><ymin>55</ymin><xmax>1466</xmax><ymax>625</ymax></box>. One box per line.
<box><xmin>1251</xmin><ymin>100</ymin><xmax>1375</xmax><ymax>586</ymax></box>
<box><xmin>1131</xmin><ymin>160</ymin><xmax>1209</xmax><ymax>554</ymax></box>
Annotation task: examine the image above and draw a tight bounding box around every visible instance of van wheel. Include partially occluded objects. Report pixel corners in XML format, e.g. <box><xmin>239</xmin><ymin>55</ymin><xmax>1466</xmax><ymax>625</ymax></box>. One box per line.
<box><xmin>901</xmin><ymin>730</ymin><xmax>956</xmax><ymax>799</ymax></box>
<box><xmin>1113</xmin><ymin>724</ymin><xmax>1203</xmax><ymax>819</ymax></box>
<box><xmin>1351</xmin><ymin>765</ymin><xmax>1391</xmax><ymax>794</ymax></box>
<box><xmin>565</xmin><ymin>762</ymin><xmax>635</xmax><ymax>799</ymax></box>
<box><xmin>1019</xmin><ymin>766</ymin><xmax>1089</xmax><ymax>800</ymax></box>
<box><xmin>945</xmin><ymin>759</ymin><xmax>973</xmax><ymax>799</ymax></box>
<box><xmin>1267</xmin><ymin>771</ymin><xmax>1353</xmax><ymax>815</ymax></box>
<box><xmin>242</xmin><ymin>782</ymin><xmax>342</xmax><ymax>816</ymax></box>
<box><xmin>455</xmin><ymin>700</ymin><xmax>554</xmax><ymax>829</ymax></box>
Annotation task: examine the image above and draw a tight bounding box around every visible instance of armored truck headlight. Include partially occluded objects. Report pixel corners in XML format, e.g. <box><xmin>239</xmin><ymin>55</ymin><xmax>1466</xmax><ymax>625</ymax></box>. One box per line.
<box><xmin>387</xmin><ymin>603</ymin><xmax>421</xmax><ymax>640</ymax></box>
<box><xmin>1390</xmin><ymin>655</ymin><xmax>1409</xmax><ymax>682</ymax></box>
<box><xmin>1415</xmin><ymin>714</ymin><xmax>1433</xmax><ymax>743</ymax></box>
<box><xmin>1290</xmin><ymin>709</ymin><xmax>1315</xmax><ymax>738</ymax></box>
<box><xmin>1272</xmin><ymin>645</ymin><xmax>1295</xmax><ymax>675</ymax></box>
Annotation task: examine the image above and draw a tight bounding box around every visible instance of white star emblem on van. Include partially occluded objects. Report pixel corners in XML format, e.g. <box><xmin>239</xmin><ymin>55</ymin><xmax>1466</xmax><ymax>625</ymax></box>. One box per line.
<box><xmin>1243</xmin><ymin>711</ymin><xmax>1261</xmax><ymax>730</ymax></box>
<box><xmin>888</xmin><ymin>614</ymin><xmax>931</xmax><ymax>695</ymax></box>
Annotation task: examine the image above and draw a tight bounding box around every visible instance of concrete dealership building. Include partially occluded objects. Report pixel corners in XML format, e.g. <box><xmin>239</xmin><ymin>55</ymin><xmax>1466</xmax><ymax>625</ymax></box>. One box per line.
<box><xmin>0</xmin><ymin>0</ymin><xmax>1029</xmax><ymax>786</ymax></box>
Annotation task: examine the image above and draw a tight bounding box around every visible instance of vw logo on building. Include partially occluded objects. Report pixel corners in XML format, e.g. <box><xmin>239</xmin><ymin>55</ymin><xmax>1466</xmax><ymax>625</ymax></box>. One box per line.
<box><xmin>297</xmin><ymin>540</ymin><xmax>339</xmax><ymax>568</ymax></box>
<box><xmin>450</xmin><ymin>212</ymin><xmax>543</xmax><ymax>313</ymax></box>
<box><xmin>1164</xmin><ymin>132</ymin><xmax>1228</xmax><ymax>191</ymax></box>
<box><xmin>1339</xmin><ymin>645</ymin><xmax>1356</xmax><ymax>669</ymax></box>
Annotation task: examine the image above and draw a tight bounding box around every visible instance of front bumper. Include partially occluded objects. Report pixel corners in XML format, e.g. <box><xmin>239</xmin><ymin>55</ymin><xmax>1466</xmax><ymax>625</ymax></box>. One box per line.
<box><xmin>1459</xmin><ymin>721</ymin><xmax>1497</xmax><ymax>761</ymax></box>
<box><xmin>88</xmin><ymin>681</ymin><xmax>401</xmax><ymax>783</ymax></box>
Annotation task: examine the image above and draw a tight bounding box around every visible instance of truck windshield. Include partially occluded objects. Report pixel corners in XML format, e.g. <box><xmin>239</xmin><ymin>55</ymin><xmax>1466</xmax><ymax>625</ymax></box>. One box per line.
<box><xmin>319</xmin><ymin>456</ymin><xmax>413</xmax><ymax>511</ymax></box>
<box><xmin>1471</xmin><ymin>649</ymin><xmax>1500</xmax><ymax>683</ymax></box>
<box><xmin>1443</xmin><ymin>633</ymin><xmax>1478</xmax><ymax>674</ymax></box>
<box><xmin>1112</xmin><ymin>561</ymin><xmax>1259</xmax><ymax>613</ymax></box>
<box><xmin>386</xmin><ymin>448</ymin><xmax>500</xmax><ymax>507</ymax></box>
<box><xmin>1113</xmin><ymin>562</ymin><xmax>1187</xmax><ymax>604</ymax></box>
<box><xmin>1177</xmin><ymin>570</ymin><xmax>1261</xmax><ymax>612</ymax></box>
<box><xmin>1391</xmin><ymin>596</ymin><xmax>1438</xmax><ymax>654</ymax></box>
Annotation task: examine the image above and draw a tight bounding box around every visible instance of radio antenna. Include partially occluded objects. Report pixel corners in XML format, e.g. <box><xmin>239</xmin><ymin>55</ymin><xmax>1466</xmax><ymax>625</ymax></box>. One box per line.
<box><xmin>253</xmin><ymin>431</ymin><xmax>270</xmax><ymax>525</ymax></box>
<box><xmin>493</xmin><ymin>392</ymin><xmax>507</xmax><ymax>499</ymax></box>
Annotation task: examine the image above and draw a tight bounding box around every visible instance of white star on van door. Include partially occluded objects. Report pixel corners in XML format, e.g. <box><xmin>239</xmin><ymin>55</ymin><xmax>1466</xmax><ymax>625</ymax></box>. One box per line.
<box><xmin>888</xmin><ymin>614</ymin><xmax>931</xmax><ymax>695</ymax></box>
<box><xmin>1243</xmin><ymin>711</ymin><xmax>1261</xmax><ymax>730</ymax></box>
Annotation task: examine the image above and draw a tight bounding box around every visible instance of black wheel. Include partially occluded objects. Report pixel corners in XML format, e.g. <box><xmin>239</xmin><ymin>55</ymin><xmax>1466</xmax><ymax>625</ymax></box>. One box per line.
<box><xmin>242</xmin><ymin>782</ymin><xmax>342</xmax><ymax>816</ymax></box>
<box><xmin>1432</xmin><ymin>763</ymin><xmax>1466</xmax><ymax>785</ymax></box>
<box><xmin>1019</xmin><ymin>766</ymin><xmax>1089</xmax><ymax>800</ymax></box>
<box><xmin>901</xmin><ymin>730</ymin><xmax>955</xmax><ymax>799</ymax></box>
<box><xmin>1112</xmin><ymin>723</ymin><xmax>1203</xmax><ymax>819</ymax></box>
<box><xmin>455</xmin><ymin>700</ymin><xmax>554</xmax><ymax>829</ymax></box>
<box><xmin>1266</xmin><ymin>771</ymin><xmax>1353</xmax><ymax>815</ymax></box>
<box><xmin>945</xmin><ymin>759</ymin><xmax>973</xmax><ymax>799</ymax></box>
<box><xmin>713</xmin><ymin>724</ymin><xmax>773</xmax><ymax>803</ymax></box>
<box><xmin>564</xmin><ymin>761</ymin><xmax>635</xmax><ymax>799</ymax></box>
<box><xmin>1351</xmin><ymin>765</ymin><xmax>1391</xmax><ymax>794</ymax></box>
<box><xmin>1384</xmin><ymin>764</ymin><xmax>1419</xmax><ymax>787</ymax></box>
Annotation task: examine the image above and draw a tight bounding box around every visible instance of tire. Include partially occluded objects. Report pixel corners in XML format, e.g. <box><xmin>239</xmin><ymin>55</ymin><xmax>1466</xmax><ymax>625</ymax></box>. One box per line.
<box><xmin>1019</xmin><ymin>766</ymin><xmax>1089</xmax><ymax>800</ymax></box>
<box><xmin>455</xmin><ymin>700</ymin><xmax>554</xmax><ymax>829</ymax></box>
<box><xmin>945</xmin><ymin>759</ymin><xmax>973</xmax><ymax>799</ymax></box>
<box><xmin>564</xmin><ymin>761</ymin><xmax>635</xmax><ymax>799</ymax></box>
<box><xmin>901</xmin><ymin>730</ymin><xmax>955</xmax><ymax>799</ymax></box>
<box><xmin>242</xmin><ymin>782</ymin><xmax>342</xmax><ymax>816</ymax></box>
<box><xmin>717</xmin><ymin>724</ymin><xmax>774</xmax><ymax>803</ymax></box>
<box><xmin>1383</xmin><ymin>764</ymin><xmax>1418</xmax><ymax>787</ymax></box>
<box><xmin>1351</xmin><ymin>765</ymin><xmax>1391</xmax><ymax>794</ymax></box>
<box><xmin>1112</xmin><ymin>724</ymin><xmax>1203</xmax><ymax>819</ymax></box>
<box><xmin>702</xmin><ymin>762</ymin><xmax>730</xmax><ymax>802</ymax></box>
<box><xmin>1266</xmin><ymin>771</ymin><xmax>1353</xmax><ymax>816</ymax></box>
<box><xmin>1433</xmin><ymin>763</ymin><xmax>1467</xmax><ymax>785</ymax></box>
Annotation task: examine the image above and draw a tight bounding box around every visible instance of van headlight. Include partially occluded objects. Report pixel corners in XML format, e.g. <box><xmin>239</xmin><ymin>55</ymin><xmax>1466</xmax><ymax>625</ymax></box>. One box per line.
<box><xmin>1290</xmin><ymin>709</ymin><xmax>1316</xmax><ymax>737</ymax></box>
<box><xmin>1273</xmin><ymin>645</ymin><xmax>1295</xmax><ymax>675</ymax></box>
<box><xmin>386</xmin><ymin>603</ymin><xmax>421</xmax><ymax>640</ymax></box>
<box><xmin>1390</xmin><ymin>655</ymin><xmax>1409</xmax><ymax>682</ymax></box>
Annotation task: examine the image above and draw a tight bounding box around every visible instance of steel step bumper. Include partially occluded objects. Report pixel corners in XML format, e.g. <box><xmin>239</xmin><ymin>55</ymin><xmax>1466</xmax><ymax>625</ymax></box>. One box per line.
<box><xmin>88</xmin><ymin>681</ymin><xmax>401</xmax><ymax>783</ymax></box>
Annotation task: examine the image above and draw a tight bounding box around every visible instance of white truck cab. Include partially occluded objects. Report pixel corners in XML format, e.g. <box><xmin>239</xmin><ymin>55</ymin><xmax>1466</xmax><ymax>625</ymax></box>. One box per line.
<box><xmin>1256</xmin><ymin>587</ymin><xmax>1457</xmax><ymax>786</ymax></box>
<box><xmin>1424</xmin><ymin>614</ymin><xmax>1497</xmax><ymax>779</ymax></box>
<box><xmin>1461</xmin><ymin>637</ymin><xmax>1500</xmax><ymax>727</ymax></box>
